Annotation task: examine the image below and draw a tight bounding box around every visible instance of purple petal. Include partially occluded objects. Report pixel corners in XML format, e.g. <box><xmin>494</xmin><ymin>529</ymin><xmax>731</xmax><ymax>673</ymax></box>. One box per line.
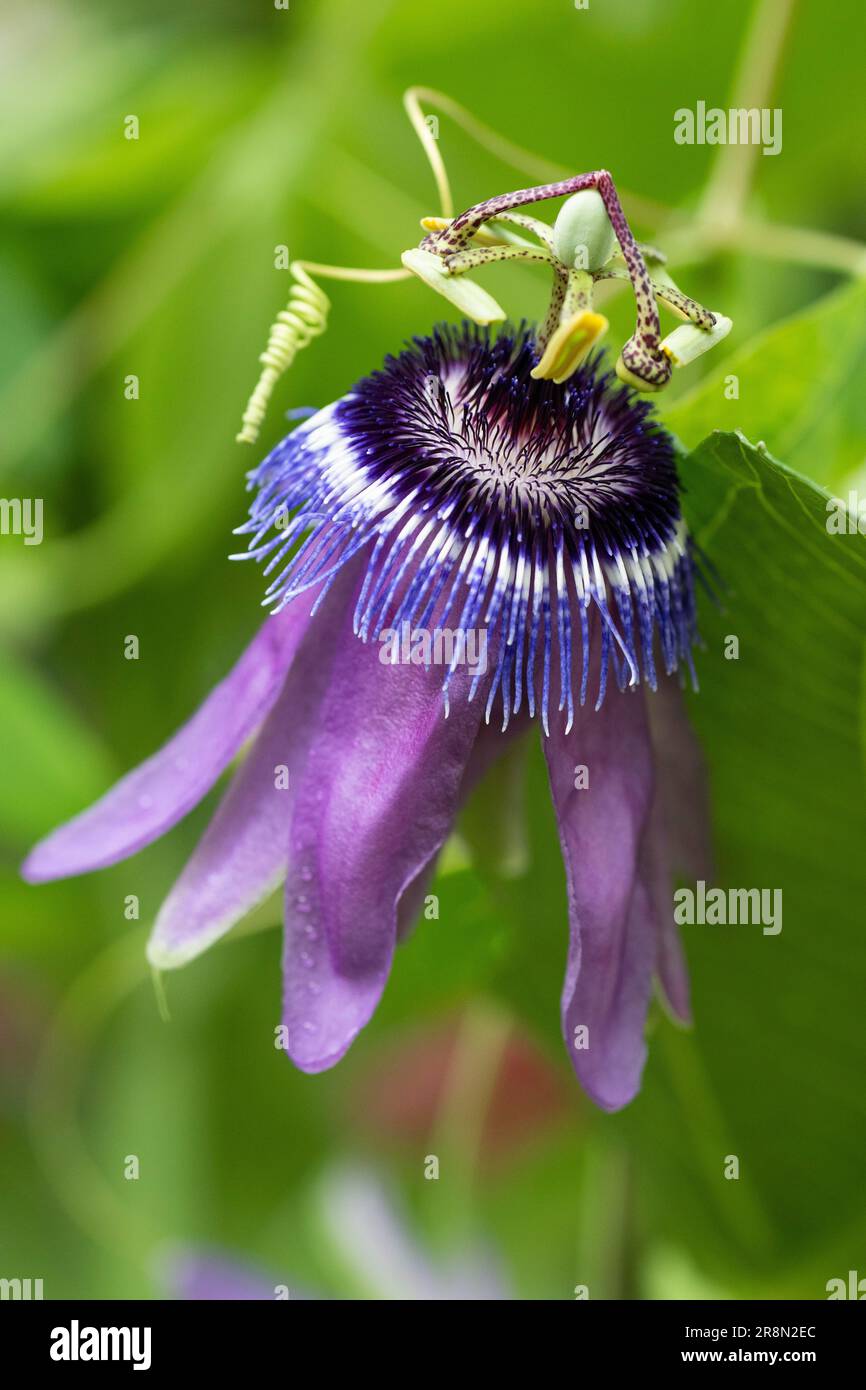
<box><xmin>22</xmin><ymin>600</ymin><xmax>316</xmax><ymax>884</ymax></box>
<box><xmin>317</xmin><ymin>1166</ymin><xmax>509</xmax><ymax>1300</ymax></box>
<box><xmin>281</xmin><ymin>614</ymin><xmax>484</xmax><ymax>1073</ymax></box>
<box><xmin>644</xmin><ymin>676</ymin><xmax>711</xmax><ymax>1023</ymax></box>
<box><xmin>396</xmin><ymin>711</ymin><xmax>532</xmax><ymax>942</ymax></box>
<box><xmin>645</xmin><ymin>673</ymin><xmax>713</xmax><ymax>882</ymax></box>
<box><xmin>145</xmin><ymin>707</ymin><xmax>289</xmax><ymax>969</ymax></box>
<box><xmin>146</xmin><ymin>566</ymin><xmax>361</xmax><ymax>969</ymax></box>
<box><xmin>639</xmin><ymin>808</ymin><xmax>690</xmax><ymax>1026</ymax></box>
<box><xmin>167</xmin><ymin>1250</ymin><xmax>279</xmax><ymax>1301</ymax></box>
<box><xmin>544</xmin><ymin>688</ymin><xmax>656</xmax><ymax>1111</ymax></box>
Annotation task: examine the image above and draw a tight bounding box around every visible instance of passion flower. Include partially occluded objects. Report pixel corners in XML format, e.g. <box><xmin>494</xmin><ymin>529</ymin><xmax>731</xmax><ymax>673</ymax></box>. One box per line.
<box><xmin>23</xmin><ymin>325</ymin><xmax>708</xmax><ymax>1111</ymax></box>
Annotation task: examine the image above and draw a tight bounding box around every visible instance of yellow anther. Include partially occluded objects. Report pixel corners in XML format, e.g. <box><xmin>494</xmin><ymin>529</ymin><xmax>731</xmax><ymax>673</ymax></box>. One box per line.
<box><xmin>531</xmin><ymin>310</ymin><xmax>608</xmax><ymax>384</ymax></box>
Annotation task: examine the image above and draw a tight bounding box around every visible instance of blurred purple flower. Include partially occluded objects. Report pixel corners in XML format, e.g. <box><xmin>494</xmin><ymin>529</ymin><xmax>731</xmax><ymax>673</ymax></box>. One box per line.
<box><xmin>169</xmin><ymin>1252</ymin><xmax>284</xmax><ymax>1302</ymax></box>
<box><xmin>164</xmin><ymin>1167</ymin><xmax>508</xmax><ymax>1301</ymax></box>
<box><xmin>24</xmin><ymin>326</ymin><xmax>709</xmax><ymax>1110</ymax></box>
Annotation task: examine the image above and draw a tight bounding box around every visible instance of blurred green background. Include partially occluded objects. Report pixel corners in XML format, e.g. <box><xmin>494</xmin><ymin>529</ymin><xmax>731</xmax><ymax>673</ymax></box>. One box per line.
<box><xmin>2</xmin><ymin>0</ymin><xmax>866</xmax><ymax>1300</ymax></box>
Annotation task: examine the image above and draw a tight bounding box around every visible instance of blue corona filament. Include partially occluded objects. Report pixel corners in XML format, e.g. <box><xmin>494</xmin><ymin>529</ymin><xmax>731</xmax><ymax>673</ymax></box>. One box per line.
<box><xmin>235</xmin><ymin>324</ymin><xmax>699</xmax><ymax>733</ymax></box>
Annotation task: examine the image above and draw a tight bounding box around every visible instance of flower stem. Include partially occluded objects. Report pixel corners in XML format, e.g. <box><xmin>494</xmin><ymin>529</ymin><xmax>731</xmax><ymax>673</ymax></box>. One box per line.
<box><xmin>698</xmin><ymin>0</ymin><xmax>797</xmax><ymax>233</ymax></box>
<box><xmin>430</xmin><ymin>1003</ymin><xmax>512</xmax><ymax>1238</ymax></box>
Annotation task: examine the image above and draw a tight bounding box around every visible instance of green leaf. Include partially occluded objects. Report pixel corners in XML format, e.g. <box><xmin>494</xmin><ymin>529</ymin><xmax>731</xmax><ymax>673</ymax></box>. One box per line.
<box><xmin>662</xmin><ymin>279</ymin><xmax>866</xmax><ymax>491</ymax></box>
<box><xmin>492</xmin><ymin>430</ymin><xmax>866</xmax><ymax>1289</ymax></box>
<box><xmin>637</xmin><ymin>431</ymin><xmax>866</xmax><ymax>1288</ymax></box>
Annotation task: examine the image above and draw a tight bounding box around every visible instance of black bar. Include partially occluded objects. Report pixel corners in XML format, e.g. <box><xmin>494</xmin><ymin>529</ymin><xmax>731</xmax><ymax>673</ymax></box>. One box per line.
<box><xmin>1</xmin><ymin>1297</ymin><xmax>862</xmax><ymax>1374</ymax></box>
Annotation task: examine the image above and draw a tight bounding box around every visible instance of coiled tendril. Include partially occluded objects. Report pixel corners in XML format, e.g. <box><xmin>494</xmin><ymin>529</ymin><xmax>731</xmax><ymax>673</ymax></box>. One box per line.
<box><xmin>236</xmin><ymin>264</ymin><xmax>331</xmax><ymax>445</ymax></box>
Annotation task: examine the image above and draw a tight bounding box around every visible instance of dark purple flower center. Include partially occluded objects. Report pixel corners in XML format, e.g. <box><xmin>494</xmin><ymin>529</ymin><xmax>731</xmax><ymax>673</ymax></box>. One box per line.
<box><xmin>237</xmin><ymin>325</ymin><xmax>698</xmax><ymax>731</ymax></box>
